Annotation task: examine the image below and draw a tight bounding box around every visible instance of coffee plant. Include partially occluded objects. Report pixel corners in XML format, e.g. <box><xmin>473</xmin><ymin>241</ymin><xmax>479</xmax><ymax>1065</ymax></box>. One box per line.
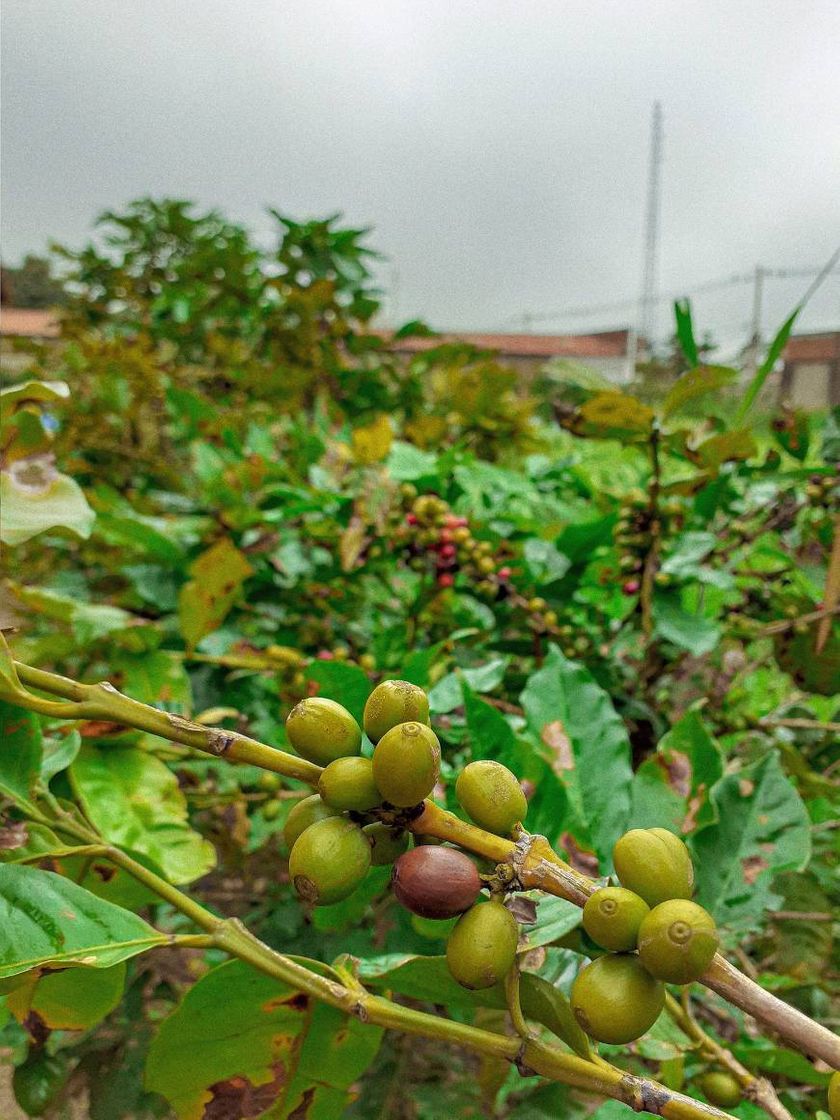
<box><xmin>0</xmin><ymin>200</ymin><xmax>838</xmax><ymax>1119</ymax></box>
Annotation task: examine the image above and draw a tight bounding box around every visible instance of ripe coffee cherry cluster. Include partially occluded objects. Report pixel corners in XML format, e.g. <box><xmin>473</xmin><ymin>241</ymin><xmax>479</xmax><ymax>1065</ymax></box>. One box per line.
<box><xmin>613</xmin><ymin>490</ymin><xmax>683</xmax><ymax>596</ymax></box>
<box><xmin>571</xmin><ymin>827</ymin><xmax>719</xmax><ymax>1045</ymax></box>
<box><xmin>283</xmin><ymin>680</ymin><xmax>529</xmax><ymax>992</ymax></box>
<box><xmin>398</xmin><ymin>493</ymin><xmax>512</xmax><ymax>596</ymax></box>
<box><xmin>805</xmin><ymin>470</ymin><xmax>839</xmax><ymax>513</ymax></box>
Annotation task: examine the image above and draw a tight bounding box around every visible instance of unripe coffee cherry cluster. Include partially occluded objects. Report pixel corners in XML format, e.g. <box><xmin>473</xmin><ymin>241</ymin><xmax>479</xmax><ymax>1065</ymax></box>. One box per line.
<box><xmin>283</xmin><ymin>680</ymin><xmax>436</xmax><ymax>906</ymax></box>
<box><xmin>613</xmin><ymin>490</ymin><xmax>683</xmax><ymax>596</ymax></box>
<box><xmin>283</xmin><ymin>679</ymin><xmax>528</xmax><ymax>992</ymax></box>
<box><xmin>572</xmin><ymin>827</ymin><xmax>719</xmax><ymax>1045</ymax></box>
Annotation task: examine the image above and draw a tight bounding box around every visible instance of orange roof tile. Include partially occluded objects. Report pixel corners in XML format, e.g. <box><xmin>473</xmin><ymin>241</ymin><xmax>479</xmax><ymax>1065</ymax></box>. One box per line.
<box><xmin>0</xmin><ymin>307</ymin><xmax>61</xmax><ymax>338</ymax></box>
<box><xmin>378</xmin><ymin>329</ymin><xmax>631</xmax><ymax>359</ymax></box>
<box><xmin>783</xmin><ymin>332</ymin><xmax>840</xmax><ymax>363</ymax></box>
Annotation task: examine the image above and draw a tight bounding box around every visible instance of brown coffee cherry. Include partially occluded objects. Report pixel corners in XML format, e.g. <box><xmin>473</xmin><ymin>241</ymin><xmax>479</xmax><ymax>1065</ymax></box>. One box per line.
<box><xmin>613</xmin><ymin>827</ymin><xmax>694</xmax><ymax>907</ymax></box>
<box><xmin>285</xmin><ymin>696</ymin><xmax>362</xmax><ymax>765</ymax></box>
<box><xmin>699</xmin><ymin>1071</ymin><xmax>742</xmax><ymax>1109</ymax></box>
<box><xmin>391</xmin><ymin>846</ymin><xmax>481</xmax><ymax>919</ymax></box>
<box><xmin>638</xmin><ymin>899</ymin><xmax>719</xmax><ymax>984</ymax></box>
<box><xmin>455</xmin><ymin>760</ymin><xmax>527</xmax><ymax>836</ymax></box>
<box><xmin>363</xmin><ymin>679</ymin><xmax>430</xmax><ymax>744</ymax></box>
<box><xmin>445</xmin><ymin>900</ymin><xmax>519</xmax><ymax>990</ymax></box>
<box><xmin>571</xmin><ymin>954</ymin><xmax>665</xmax><ymax>1044</ymax></box>
<box><xmin>582</xmin><ymin>886</ymin><xmax>649</xmax><ymax>952</ymax></box>
<box><xmin>288</xmin><ymin>817</ymin><xmax>370</xmax><ymax>906</ymax></box>
<box><xmin>363</xmin><ymin>822</ymin><xmax>410</xmax><ymax>866</ymax></box>
<box><xmin>318</xmin><ymin>756</ymin><xmax>382</xmax><ymax>812</ymax></box>
<box><xmin>372</xmin><ymin>721</ymin><xmax>441</xmax><ymax>807</ymax></box>
<box><xmin>283</xmin><ymin>793</ymin><xmax>341</xmax><ymax>850</ymax></box>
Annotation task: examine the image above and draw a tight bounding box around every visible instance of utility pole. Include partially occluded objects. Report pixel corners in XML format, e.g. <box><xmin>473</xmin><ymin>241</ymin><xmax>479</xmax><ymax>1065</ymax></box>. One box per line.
<box><xmin>746</xmin><ymin>264</ymin><xmax>765</xmax><ymax>379</ymax></box>
<box><xmin>639</xmin><ymin>101</ymin><xmax>664</xmax><ymax>358</ymax></box>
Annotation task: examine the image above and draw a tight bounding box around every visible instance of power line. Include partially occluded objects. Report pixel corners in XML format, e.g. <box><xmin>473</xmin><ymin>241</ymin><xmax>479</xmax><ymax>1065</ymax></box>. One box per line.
<box><xmin>501</xmin><ymin>265</ymin><xmax>839</xmax><ymax>331</ymax></box>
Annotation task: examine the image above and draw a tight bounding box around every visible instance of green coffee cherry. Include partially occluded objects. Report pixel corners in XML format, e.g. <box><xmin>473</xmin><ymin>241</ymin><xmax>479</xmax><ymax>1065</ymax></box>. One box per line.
<box><xmin>446</xmin><ymin>901</ymin><xmax>519</xmax><ymax>990</ymax></box>
<box><xmin>283</xmin><ymin>793</ymin><xmax>341</xmax><ymax>850</ymax></box>
<box><xmin>285</xmin><ymin>696</ymin><xmax>362</xmax><ymax>765</ymax></box>
<box><xmin>612</xmin><ymin>827</ymin><xmax>694</xmax><ymax>907</ymax></box>
<box><xmin>363</xmin><ymin>822</ymin><xmax>410</xmax><ymax>866</ymax></box>
<box><xmin>582</xmin><ymin>886</ymin><xmax>649</xmax><ymax>952</ymax></box>
<box><xmin>372</xmin><ymin>721</ymin><xmax>441</xmax><ymax>807</ymax></box>
<box><xmin>318</xmin><ymin>756</ymin><xmax>382</xmax><ymax>812</ymax></box>
<box><xmin>363</xmin><ymin>679</ymin><xmax>430</xmax><ymax>744</ymax></box>
<box><xmin>828</xmin><ymin>1070</ymin><xmax>840</xmax><ymax>1120</ymax></box>
<box><xmin>288</xmin><ymin>817</ymin><xmax>371</xmax><ymax>906</ymax></box>
<box><xmin>571</xmin><ymin>954</ymin><xmax>665</xmax><ymax>1045</ymax></box>
<box><xmin>699</xmin><ymin>1071</ymin><xmax>742</xmax><ymax>1109</ymax></box>
<box><xmin>262</xmin><ymin>799</ymin><xmax>282</xmax><ymax>822</ymax></box>
<box><xmin>637</xmin><ymin>899</ymin><xmax>719</xmax><ymax>984</ymax></box>
<box><xmin>455</xmin><ymin>760</ymin><xmax>527</xmax><ymax>835</ymax></box>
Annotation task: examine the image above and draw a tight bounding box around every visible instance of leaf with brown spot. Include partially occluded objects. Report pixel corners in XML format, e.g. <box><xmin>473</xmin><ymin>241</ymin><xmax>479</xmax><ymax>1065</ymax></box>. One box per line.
<box><xmin>559</xmin><ymin>833</ymin><xmax>599</xmax><ymax>877</ymax></box>
<box><xmin>0</xmin><ymin>820</ymin><xmax>29</xmax><ymax>850</ymax></box>
<box><xmin>541</xmin><ymin>720</ymin><xmax>574</xmax><ymax>772</ymax></box>
<box><xmin>145</xmin><ymin>960</ymin><xmax>382</xmax><ymax>1120</ymax></box>
<box><xmin>741</xmin><ymin>855</ymin><xmax>768</xmax><ymax>885</ymax></box>
<box><xmin>203</xmin><ymin>1065</ymin><xmax>287</xmax><ymax>1120</ymax></box>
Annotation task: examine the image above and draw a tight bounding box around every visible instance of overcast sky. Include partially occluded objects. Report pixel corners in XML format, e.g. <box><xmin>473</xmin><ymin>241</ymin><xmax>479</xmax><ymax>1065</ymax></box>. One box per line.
<box><xmin>2</xmin><ymin>1</ymin><xmax>838</xmax><ymax>349</ymax></box>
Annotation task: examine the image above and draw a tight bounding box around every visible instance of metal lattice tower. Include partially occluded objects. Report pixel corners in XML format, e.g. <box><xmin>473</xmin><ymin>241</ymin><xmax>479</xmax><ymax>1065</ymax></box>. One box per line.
<box><xmin>639</xmin><ymin>102</ymin><xmax>664</xmax><ymax>350</ymax></box>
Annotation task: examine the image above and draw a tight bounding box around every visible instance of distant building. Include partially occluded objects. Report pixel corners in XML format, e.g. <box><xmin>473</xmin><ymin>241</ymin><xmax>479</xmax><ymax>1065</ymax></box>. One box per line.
<box><xmin>381</xmin><ymin>328</ymin><xmax>638</xmax><ymax>383</ymax></box>
<box><xmin>777</xmin><ymin>331</ymin><xmax>840</xmax><ymax>409</ymax></box>
<box><xmin>0</xmin><ymin>306</ymin><xmax>61</xmax><ymax>375</ymax></box>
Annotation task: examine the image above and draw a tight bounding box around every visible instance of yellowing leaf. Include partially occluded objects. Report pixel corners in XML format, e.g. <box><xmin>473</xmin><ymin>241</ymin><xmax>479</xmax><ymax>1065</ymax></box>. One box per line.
<box><xmin>695</xmin><ymin>429</ymin><xmax>756</xmax><ymax>468</ymax></box>
<box><xmin>339</xmin><ymin>516</ymin><xmax>367</xmax><ymax>571</ymax></box>
<box><xmin>351</xmin><ymin>414</ymin><xmax>392</xmax><ymax>464</ymax></box>
<box><xmin>575</xmin><ymin>392</ymin><xmax>654</xmax><ymax>441</ymax></box>
<box><xmin>178</xmin><ymin>537</ymin><xmax>253</xmax><ymax>648</ymax></box>
<box><xmin>661</xmin><ymin>365</ymin><xmax>737</xmax><ymax>420</ymax></box>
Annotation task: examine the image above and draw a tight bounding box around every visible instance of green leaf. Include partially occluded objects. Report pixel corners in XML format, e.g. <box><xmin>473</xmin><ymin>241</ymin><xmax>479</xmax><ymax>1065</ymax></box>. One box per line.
<box><xmin>0</xmin><ymin>864</ymin><xmax>166</xmax><ymax>978</ymax></box>
<box><xmin>0</xmin><ymin>632</ymin><xmax>25</xmax><ymax>700</ymax></box>
<box><xmin>361</xmin><ymin>953</ymin><xmax>506</xmax><ymax>1009</ymax></box>
<box><xmin>306</xmin><ymin>660</ymin><xmax>371</xmax><ymax>727</ymax></box>
<box><xmin>0</xmin><ymin>700</ymin><xmax>42</xmax><ymax>811</ymax></box>
<box><xmin>0</xmin><ymin>464</ymin><xmax>95</xmax><ymax>545</ymax></box>
<box><xmin>70</xmin><ymin>745</ymin><xmax>216</xmax><ymax>885</ymax></box>
<box><xmin>145</xmin><ymin>958</ymin><xmax>382</xmax><ymax>1120</ymax></box>
<box><xmin>652</xmin><ymin>592</ymin><xmax>720</xmax><ymax>656</ymax></box>
<box><xmin>519</xmin><ymin>894</ymin><xmax>582</xmax><ymax>951</ymax></box>
<box><xmin>8</xmin><ymin>961</ymin><xmax>126</xmax><ymax>1030</ymax></box>
<box><xmin>736</xmin><ymin>308</ymin><xmax>800</xmax><ymax>423</ymax></box>
<box><xmin>41</xmin><ymin>728</ymin><xmax>82</xmax><ymax>784</ymax></box>
<box><xmin>520</xmin><ymin>646</ymin><xmax>632</xmax><ymax>867</ymax></box>
<box><xmin>691</xmin><ymin>752</ymin><xmax>811</xmax><ymax>927</ymax></box>
<box><xmin>673</xmin><ymin>298</ymin><xmax>699</xmax><ymax>367</ymax></box>
<box><xmin>662</xmin><ymin>365</ymin><xmax>737</xmax><ymax>420</ymax></box>
<box><xmin>630</xmin><ymin>711</ymin><xmax>723</xmax><ymax>834</ymax></box>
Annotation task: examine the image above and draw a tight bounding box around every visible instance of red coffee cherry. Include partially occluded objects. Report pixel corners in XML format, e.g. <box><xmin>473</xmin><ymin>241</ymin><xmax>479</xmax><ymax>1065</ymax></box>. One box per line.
<box><xmin>391</xmin><ymin>846</ymin><xmax>482</xmax><ymax>919</ymax></box>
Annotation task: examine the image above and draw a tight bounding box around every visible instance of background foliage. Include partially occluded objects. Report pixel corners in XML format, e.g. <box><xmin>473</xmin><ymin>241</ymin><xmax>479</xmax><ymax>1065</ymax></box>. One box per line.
<box><xmin>0</xmin><ymin>199</ymin><xmax>838</xmax><ymax>1119</ymax></box>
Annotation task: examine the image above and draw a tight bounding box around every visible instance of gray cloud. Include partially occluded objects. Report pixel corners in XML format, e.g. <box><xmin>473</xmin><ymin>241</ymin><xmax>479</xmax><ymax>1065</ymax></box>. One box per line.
<box><xmin>2</xmin><ymin>0</ymin><xmax>838</xmax><ymax>349</ymax></box>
